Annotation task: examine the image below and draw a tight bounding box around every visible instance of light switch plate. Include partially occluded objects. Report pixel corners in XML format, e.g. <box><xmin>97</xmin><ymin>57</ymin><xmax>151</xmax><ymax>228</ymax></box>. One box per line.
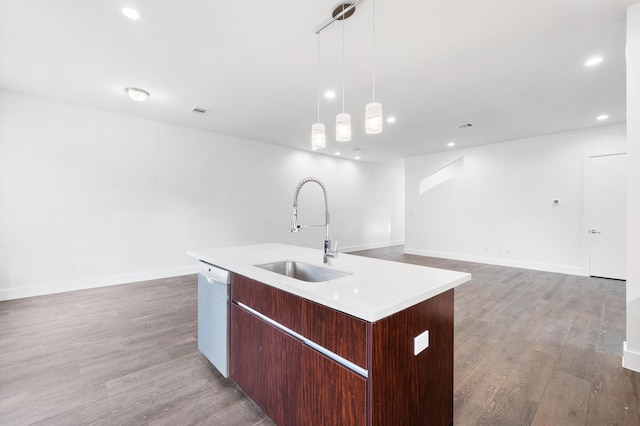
<box><xmin>414</xmin><ymin>330</ymin><xmax>429</xmax><ymax>355</ymax></box>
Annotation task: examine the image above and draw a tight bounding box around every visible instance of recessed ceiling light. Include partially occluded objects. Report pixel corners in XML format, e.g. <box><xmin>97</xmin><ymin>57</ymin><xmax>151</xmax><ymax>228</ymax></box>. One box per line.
<box><xmin>596</xmin><ymin>114</ymin><xmax>609</xmax><ymax>121</ymax></box>
<box><xmin>122</xmin><ymin>7</ymin><xmax>140</xmax><ymax>20</ymax></box>
<box><xmin>324</xmin><ymin>90</ymin><xmax>336</xmax><ymax>99</ymax></box>
<box><xmin>124</xmin><ymin>87</ymin><xmax>149</xmax><ymax>102</ymax></box>
<box><xmin>447</xmin><ymin>142</ymin><xmax>456</xmax><ymax>147</ymax></box>
<box><xmin>585</xmin><ymin>56</ymin><xmax>603</xmax><ymax>67</ymax></box>
<box><xmin>335</xmin><ymin>152</ymin><xmax>341</xmax><ymax>156</ymax></box>
<box><xmin>386</xmin><ymin>116</ymin><xmax>396</xmax><ymax>124</ymax></box>
<box><xmin>355</xmin><ymin>156</ymin><xmax>361</xmax><ymax>160</ymax></box>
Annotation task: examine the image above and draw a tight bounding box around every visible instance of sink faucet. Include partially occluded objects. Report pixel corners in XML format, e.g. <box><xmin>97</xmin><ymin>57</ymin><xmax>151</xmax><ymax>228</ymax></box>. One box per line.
<box><xmin>290</xmin><ymin>177</ymin><xmax>338</xmax><ymax>264</ymax></box>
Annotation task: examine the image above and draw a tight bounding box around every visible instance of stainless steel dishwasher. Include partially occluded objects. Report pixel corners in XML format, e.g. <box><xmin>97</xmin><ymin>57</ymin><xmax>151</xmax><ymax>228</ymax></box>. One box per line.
<box><xmin>197</xmin><ymin>261</ymin><xmax>231</xmax><ymax>377</ymax></box>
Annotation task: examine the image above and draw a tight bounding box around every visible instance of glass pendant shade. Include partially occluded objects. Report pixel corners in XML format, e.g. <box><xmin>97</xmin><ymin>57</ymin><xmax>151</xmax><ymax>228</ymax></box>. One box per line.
<box><xmin>311</xmin><ymin>123</ymin><xmax>326</xmax><ymax>149</ymax></box>
<box><xmin>365</xmin><ymin>102</ymin><xmax>383</xmax><ymax>134</ymax></box>
<box><xmin>336</xmin><ymin>113</ymin><xmax>351</xmax><ymax>142</ymax></box>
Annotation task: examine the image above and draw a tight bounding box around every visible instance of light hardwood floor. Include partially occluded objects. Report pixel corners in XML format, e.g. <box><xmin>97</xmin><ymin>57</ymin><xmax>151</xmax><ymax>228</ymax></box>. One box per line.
<box><xmin>1</xmin><ymin>246</ymin><xmax>638</xmax><ymax>425</ymax></box>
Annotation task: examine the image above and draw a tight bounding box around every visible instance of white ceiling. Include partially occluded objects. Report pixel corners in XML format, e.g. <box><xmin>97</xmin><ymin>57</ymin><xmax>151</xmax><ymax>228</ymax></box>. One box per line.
<box><xmin>0</xmin><ymin>0</ymin><xmax>634</xmax><ymax>164</ymax></box>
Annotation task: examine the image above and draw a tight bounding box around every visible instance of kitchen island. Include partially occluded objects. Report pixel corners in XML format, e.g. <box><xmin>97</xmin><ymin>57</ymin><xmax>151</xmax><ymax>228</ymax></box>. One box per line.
<box><xmin>188</xmin><ymin>243</ymin><xmax>471</xmax><ymax>425</ymax></box>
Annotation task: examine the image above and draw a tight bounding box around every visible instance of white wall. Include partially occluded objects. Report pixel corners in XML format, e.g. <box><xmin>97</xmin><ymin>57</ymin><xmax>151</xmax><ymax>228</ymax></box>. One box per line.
<box><xmin>405</xmin><ymin>124</ymin><xmax>626</xmax><ymax>275</ymax></box>
<box><xmin>0</xmin><ymin>91</ymin><xmax>405</xmax><ymax>300</ymax></box>
<box><xmin>624</xmin><ymin>2</ymin><xmax>640</xmax><ymax>373</ymax></box>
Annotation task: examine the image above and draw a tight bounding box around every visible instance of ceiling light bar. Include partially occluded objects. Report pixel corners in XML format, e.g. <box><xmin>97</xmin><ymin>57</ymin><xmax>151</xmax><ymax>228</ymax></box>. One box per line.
<box><xmin>314</xmin><ymin>0</ymin><xmax>365</xmax><ymax>34</ymax></box>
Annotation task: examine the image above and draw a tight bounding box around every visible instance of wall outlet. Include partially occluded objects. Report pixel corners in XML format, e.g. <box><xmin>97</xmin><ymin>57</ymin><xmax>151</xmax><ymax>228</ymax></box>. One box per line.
<box><xmin>414</xmin><ymin>330</ymin><xmax>429</xmax><ymax>355</ymax></box>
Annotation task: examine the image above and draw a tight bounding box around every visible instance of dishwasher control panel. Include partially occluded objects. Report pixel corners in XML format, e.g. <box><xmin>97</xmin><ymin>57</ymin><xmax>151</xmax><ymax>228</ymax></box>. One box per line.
<box><xmin>199</xmin><ymin>261</ymin><xmax>231</xmax><ymax>284</ymax></box>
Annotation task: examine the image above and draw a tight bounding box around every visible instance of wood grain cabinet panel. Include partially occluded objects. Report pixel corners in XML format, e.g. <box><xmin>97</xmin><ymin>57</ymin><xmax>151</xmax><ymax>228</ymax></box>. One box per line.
<box><xmin>303</xmin><ymin>300</ymin><xmax>367</xmax><ymax>369</ymax></box>
<box><xmin>232</xmin><ymin>274</ymin><xmax>303</xmax><ymax>333</ymax></box>
<box><xmin>369</xmin><ymin>289</ymin><xmax>454</xmax><ymax>425</ymax></box>
<box><xmin>232</xmin><ymin>273</ymin><xmax>367</xmax><ymax>369</ymax></box>
<box><xmin>300</xmin><ymin>345</ymin><xmax>367</xmax><ymax>426</ymax></box>
<box><xmin>231</xmin><ymin>273</ymin><xmax>455</xmax><ymax>426</ymax></box>
<box><xmin>230</xmin><ymin>304</ymin><xmax>303</xmax><ymax>425</ymax></box>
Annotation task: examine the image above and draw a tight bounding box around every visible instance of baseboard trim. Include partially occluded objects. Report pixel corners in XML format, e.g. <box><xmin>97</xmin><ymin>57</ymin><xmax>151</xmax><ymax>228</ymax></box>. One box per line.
<box><xmin>0</xmin><ymin>265</ymin><xmax>199</xmax><ymax>301</ymax></box>
<box><xmin>0</xmin><ymin>241</ymin><xmax>407</xmax><ymax>301</ymax></box>
<box><xmin>341</xmin><ymin>240</ymin><xmax>405</xmax><ymax>253</ymax></box>
<box><xmin>402</xmin><ymin>247</ymin><xmax>587</xmax><ymax>276</ymax></box>
<box><xmin>623</xmin><ymin>342</ymin><xmax>640</xmax><ymax>373</ymax></box>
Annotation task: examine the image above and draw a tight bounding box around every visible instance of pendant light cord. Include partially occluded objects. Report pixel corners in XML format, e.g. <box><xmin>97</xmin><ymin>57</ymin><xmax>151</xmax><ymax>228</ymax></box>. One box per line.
<box><xmin>317</xmin><ymin>33</ymin><xmax>321</xmax><ymax>123</ymax></box>
<box><xmin>342</xmin><ymin>8</ymin><xmax>346</xmax><ymax>114</ymax></box>
<box><xmin>372</xmin><ymin>0</ymin><xmax>376</xmax><ymax>102</ymax></box>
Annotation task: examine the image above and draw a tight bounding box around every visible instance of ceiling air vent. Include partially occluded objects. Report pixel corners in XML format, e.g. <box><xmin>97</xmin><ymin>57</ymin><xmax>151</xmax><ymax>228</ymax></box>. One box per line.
<box><xmin>456</xmin><ymin>123</ymin><xmax>472</xmax><ymax>129</ymax></box>
<box><xmin>191</xmin><ymin>107</ymin><xmax>208</xmax><ymax>114</ymax></box>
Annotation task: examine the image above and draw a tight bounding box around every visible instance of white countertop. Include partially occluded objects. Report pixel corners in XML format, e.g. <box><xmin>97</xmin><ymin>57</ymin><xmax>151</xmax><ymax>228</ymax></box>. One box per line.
<box><xmin>187</xmin><ymin>243</ymin><xmax>471</xmax><ymax>322</ymax></box>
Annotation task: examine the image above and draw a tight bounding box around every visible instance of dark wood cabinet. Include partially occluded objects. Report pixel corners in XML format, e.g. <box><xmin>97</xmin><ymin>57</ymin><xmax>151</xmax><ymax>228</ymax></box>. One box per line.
<box><xmin>369</xmin><ymin>289</ymin><xmax>454</xmax><ymax>425</ymax></box>
<box><xmin>233</xmin><ymin>273</ymin><xmax>367</xmax><ymax>369</ymax></box>
<box><xmin>300</xmin><ymin>344</ymin><xmax>367</xmax><ymax>425</ymax></box>
<box><xmin>230</xmin><ymin>304</ymin><xmax>303</xmax><ymax>425</ymax></box>
<box><xmin>230</xmin><ymin>273</ymin><xmax>454</xmax><ymax>426</ymax></box>
<box><xmin>230</xmin><ymin>294</ymin><xmax>367</xmax><ymax>426</ymax></box>
<box><xmin>303</xmin><ymin>298</ymin><xmax>368</xmax><ymax>369</ymax></box>
<box><xmin>232</xmin><ymin>274</ymin><xmax>304</xmax><ymax>334</ymax></box>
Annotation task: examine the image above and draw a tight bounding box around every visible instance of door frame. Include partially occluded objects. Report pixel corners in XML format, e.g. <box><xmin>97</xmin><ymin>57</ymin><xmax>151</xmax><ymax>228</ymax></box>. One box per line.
<box><xmin>582</xmin><ymin>151</ymin><xmax>627</xmax><ymax>277</ymax></box>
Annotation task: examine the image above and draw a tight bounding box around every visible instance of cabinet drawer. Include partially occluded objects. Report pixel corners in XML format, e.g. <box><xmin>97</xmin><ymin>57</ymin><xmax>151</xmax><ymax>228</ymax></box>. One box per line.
<box><xmin>232</xmin><ymin>273</ymin><xmax>368</xmax><ymax>369</ymax></box>
<box><xmin>230</xmin><ymin>304</ymin><xmax>302</xmax><ymax>425</ymax></box>
<box><xmin>232</xmin><ymin>273</ymin><xmax>304</xmax><ymax>333</ymax></box>
<box><xmin>300</xmin><ymin>344</ymin><xmax>367</xmax><ymax>425</ymax></box>
<box><xmin>303</xmin><ymin>299</ymin><xmax>368</xmax><ymax>369</ymax></box>
<box><xmin>231</xmin><ymin>303</ymin><xmax>366</xmax><ymax>425</ymax></box>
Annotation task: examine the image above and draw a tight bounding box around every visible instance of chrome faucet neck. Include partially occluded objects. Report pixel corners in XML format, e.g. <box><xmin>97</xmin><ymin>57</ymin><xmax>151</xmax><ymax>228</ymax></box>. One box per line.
<box><xmin>293</xmin><ymin>177</ymin><xmax>329</xmax><ymax>215</ymax></box>
<box><xmin>290</xmin><ymin>177</ymin><xmax>338</xmax><ymax>264</ymax></box>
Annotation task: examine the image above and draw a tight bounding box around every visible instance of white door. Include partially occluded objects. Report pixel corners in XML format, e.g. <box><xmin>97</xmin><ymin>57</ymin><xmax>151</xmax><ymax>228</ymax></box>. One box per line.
<box><xmin>588</xmin><ymin>153</ymin><xmax>627</xmax><ymax>280</ymax></box>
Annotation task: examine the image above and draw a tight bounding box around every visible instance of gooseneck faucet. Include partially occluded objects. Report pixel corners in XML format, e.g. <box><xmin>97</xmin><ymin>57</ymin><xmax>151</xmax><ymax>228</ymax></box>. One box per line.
<box><xmin>290</xmin><ymin>177</ymin><xmax>338</xmax><ymax>264</ymax></box>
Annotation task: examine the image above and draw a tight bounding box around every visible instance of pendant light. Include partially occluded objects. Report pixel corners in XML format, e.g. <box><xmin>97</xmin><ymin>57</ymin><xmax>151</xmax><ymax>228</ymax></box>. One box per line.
<box><xmin>311</xmin><ymin>33</ymin><xmax>326</xmax><ymax>149</ymax></box>
<box><xmin>336</xmin><ymin>7</ymin><xmax>351</xmax><ymax>142</ymax></box>
<box><xmin>365</xmin><ymin>0</ymin><xmax>382</xmax><ymax>134</ymax></box>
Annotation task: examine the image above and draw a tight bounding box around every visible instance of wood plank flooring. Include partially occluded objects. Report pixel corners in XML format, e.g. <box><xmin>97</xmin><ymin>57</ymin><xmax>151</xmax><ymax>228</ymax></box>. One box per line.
<box><xmin>354</xmin><ymin>247</ymin><xmax>639</xmax><ymax>426</ymax></box>
<box><xmin>1</xmin><ymin>246</ymin><xmax>638</xmax><ymax>425</ymax></box>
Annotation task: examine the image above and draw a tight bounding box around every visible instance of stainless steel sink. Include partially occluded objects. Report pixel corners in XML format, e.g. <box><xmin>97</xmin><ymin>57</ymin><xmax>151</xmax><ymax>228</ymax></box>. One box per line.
<box><xmin>254</xmin><ymin>261</ymin><xmax>351</xmax><ymax>282</ymax></box>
